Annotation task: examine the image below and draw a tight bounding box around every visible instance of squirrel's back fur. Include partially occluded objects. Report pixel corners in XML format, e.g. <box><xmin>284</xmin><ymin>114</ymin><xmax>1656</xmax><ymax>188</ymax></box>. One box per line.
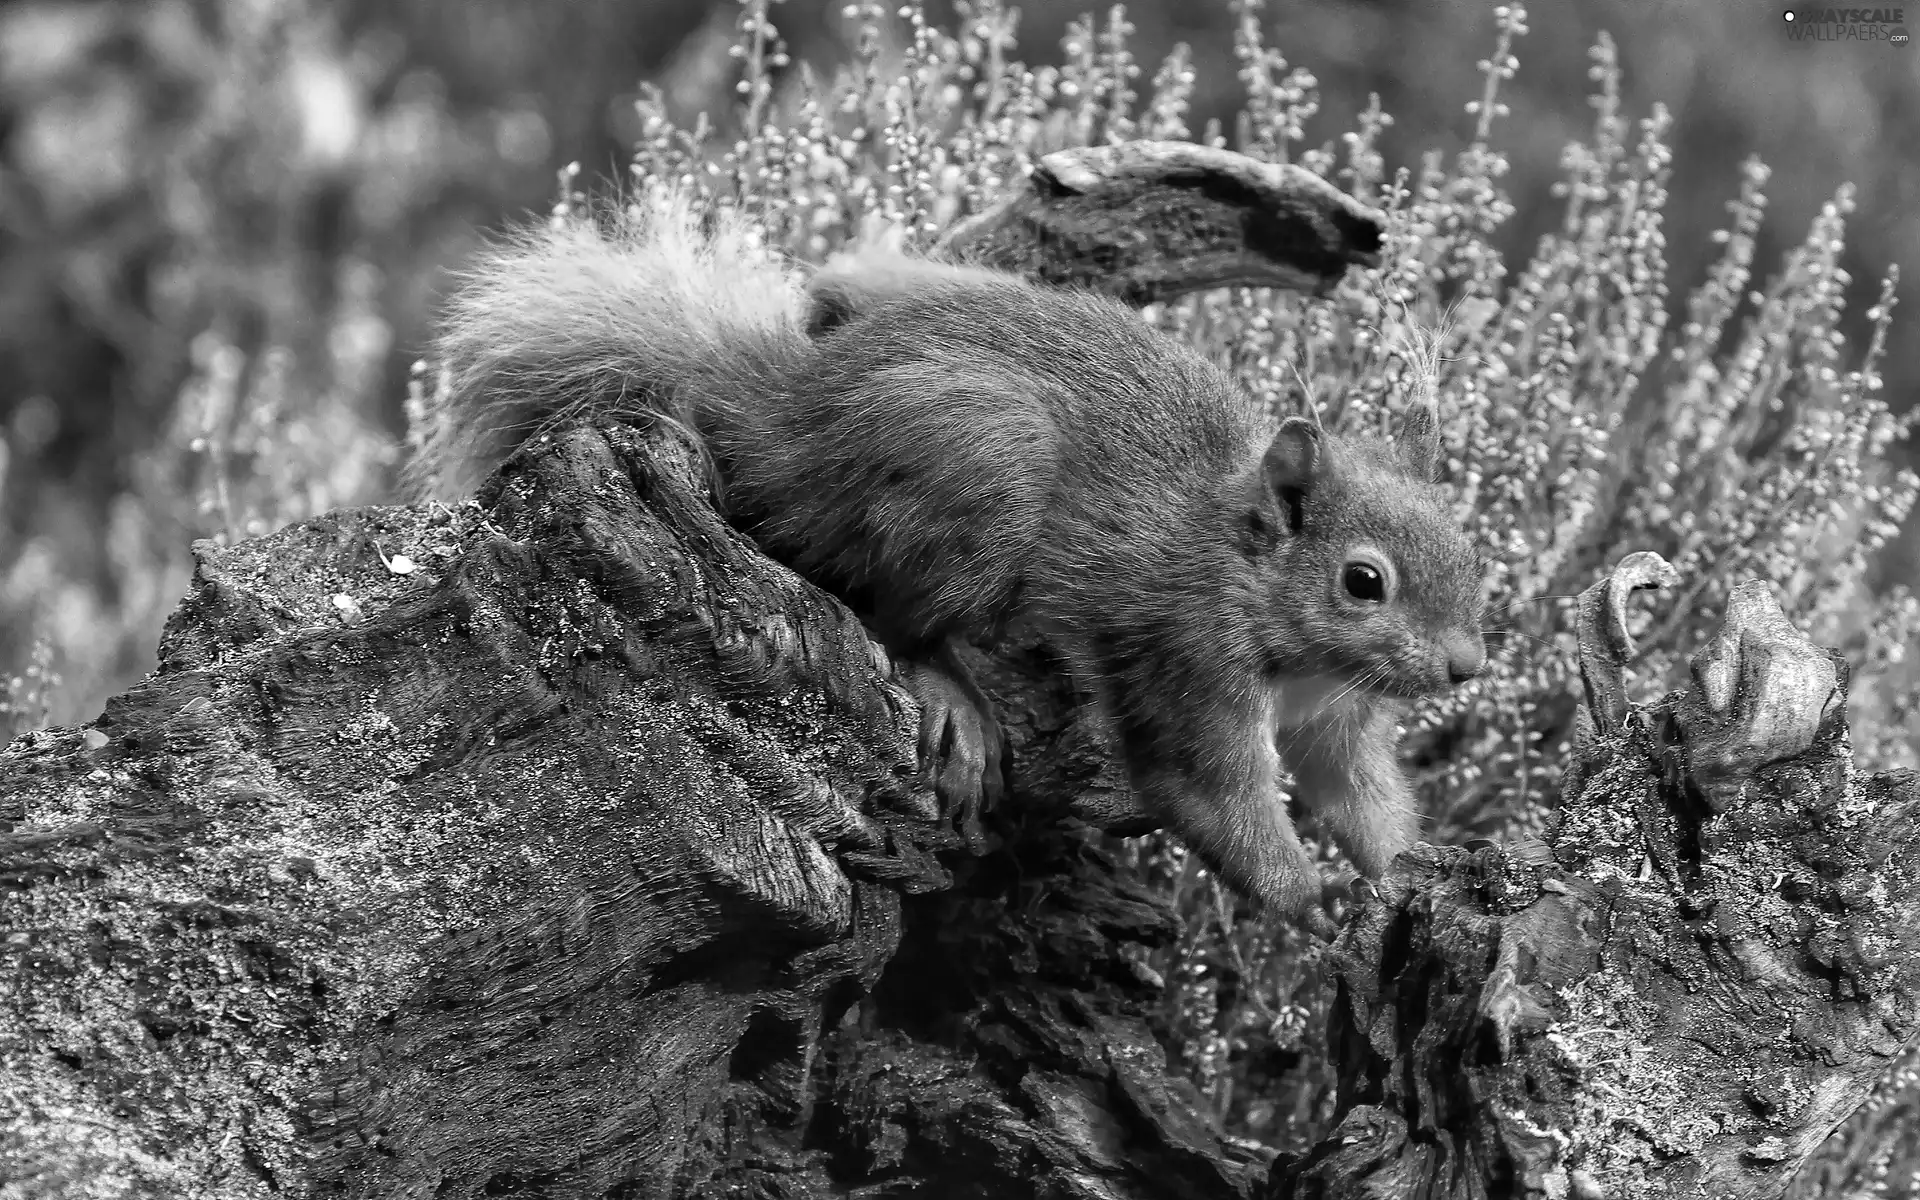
<box><xmin>736</xmin><ymin>276</ymin><xmax>1263</xmax><ymax>654</ymax></box>
<box><xmin>414</xmin><ymin>199</ymin><xmax>1270</xmax><ymax>658</ymax></box>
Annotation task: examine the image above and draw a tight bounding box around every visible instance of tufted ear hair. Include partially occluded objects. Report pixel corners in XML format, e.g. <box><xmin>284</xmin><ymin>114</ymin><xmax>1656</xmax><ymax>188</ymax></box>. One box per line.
<box><xmin>804</xmin><ymin>275</ymin><xmax>864</xmax><ymax>337</ymax></box>
<box><xmin>1260</xmin><ymin>417</ymin><xmax>1322</xmax><ymax>531</ymax></box>
<box><xmin>1400</xmin><ymin>404</ymin><xmax>1440</xmax><ymax>482</ymax></box>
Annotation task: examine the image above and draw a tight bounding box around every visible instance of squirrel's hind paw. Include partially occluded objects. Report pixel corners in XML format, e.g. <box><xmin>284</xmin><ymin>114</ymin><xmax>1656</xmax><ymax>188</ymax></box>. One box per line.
<box><xmin>900</xmin><ymin>654</ymin><xmax>1007</xmax><ymax>855</ymax></box>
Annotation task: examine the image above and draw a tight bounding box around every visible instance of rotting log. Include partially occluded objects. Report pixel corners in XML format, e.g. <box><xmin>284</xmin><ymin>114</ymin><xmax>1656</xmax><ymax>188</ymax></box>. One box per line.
<box><xmin>1272</xmin><ymin>558</ymin><xmax>1920</xmax><ymax>1200</ymax></box>
<box><xmin>0</xmin><ymin>143</ymin><xmax>1382</xmax><ymax>1199</ymax></box>
<box><xmin>0</xmin><ymin>417</ymin><xmax>1286</xmax><ymax>1199</ymax></box>
<box><xmin>942</xmin><ymin>142</ymin><xmax>1386</xmax><ymax>304</ymax></box>
<box><xmin>3</xmin><ymin>143</ymin><xmax>1918</xmax><ymax>1200</ymax></box>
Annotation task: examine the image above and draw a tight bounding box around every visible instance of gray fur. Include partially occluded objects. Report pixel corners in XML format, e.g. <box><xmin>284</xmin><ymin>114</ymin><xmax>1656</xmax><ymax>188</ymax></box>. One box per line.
<box><xmin>408</xmin><ymin>198</ymin><xmax>807</xmax><ymax>503</ymax></box>
<box><xmin>416</xmin><ymin>203</ymin><xmax>1489</xmax><ymax>917</ymax></box>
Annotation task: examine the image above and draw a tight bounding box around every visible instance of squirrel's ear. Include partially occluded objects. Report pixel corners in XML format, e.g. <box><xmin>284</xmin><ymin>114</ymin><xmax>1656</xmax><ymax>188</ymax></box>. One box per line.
<box><xmin>1260</xmin><ymin>417</ymin><xmax>1321</xmax><ymax>531</ymax></box>
<box><xmin>1400</xmin><ymin>405</ymin><xmax>1440</xmax><ymax>481</ymax></box>
<box><xmin>804</xmin><ymin>275</ymin><xmax>863</xmax><ymax>338</ymax></box>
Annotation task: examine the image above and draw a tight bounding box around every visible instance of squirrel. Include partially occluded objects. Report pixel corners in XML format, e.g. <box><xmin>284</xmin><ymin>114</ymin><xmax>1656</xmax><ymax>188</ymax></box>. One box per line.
<box><xmin>407</xmin><ymin>195</ymin><xmax>1488</xmax><ymax>921</ymax></box>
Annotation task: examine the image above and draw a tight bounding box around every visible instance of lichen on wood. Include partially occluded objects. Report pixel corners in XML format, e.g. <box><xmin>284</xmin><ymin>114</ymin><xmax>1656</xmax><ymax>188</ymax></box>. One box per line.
<box><xmin>4</xmin><ymin>142</ymin><xmax>1917</xmax><ymax>1199</ymax></box>
<box><xmin>940</xmin><ymin>141</ymin><xmax>1387</xmax><ymax>306</ymax></box>
<box><xmin>1276</xmin><ymin>555</ymin><xmax>1920</xmax><ymax>1200</ymax></box>
<box><xmin>1</xmin><ymin>425</ymin><xmax>952</xmax><ymax>1196</ymax></box>
<box><xmin>3</xmin><ymin>141</ymin><xmax>1389</xmax><ymax>1197</ymax></box>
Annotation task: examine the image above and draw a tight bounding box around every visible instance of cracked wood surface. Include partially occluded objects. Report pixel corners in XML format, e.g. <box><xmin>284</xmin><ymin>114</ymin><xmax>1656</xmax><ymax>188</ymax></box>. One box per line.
<box><xmin>1276</xmin><ymin>560</ymin><xmax>1920</xmax><ymax>1199</ymax></box>
<box><xmin>5</xmin><ymin>146</ymin><xmax>1918</xmax><ymax>1199</ymax></box>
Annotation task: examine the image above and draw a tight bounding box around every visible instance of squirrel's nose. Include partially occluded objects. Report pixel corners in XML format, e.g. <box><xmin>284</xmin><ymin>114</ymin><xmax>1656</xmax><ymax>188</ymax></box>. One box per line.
<box><xmin>1446</xmin><ymin>634</ymin><xmax>1486</xmax><ymax>685</ymax></box>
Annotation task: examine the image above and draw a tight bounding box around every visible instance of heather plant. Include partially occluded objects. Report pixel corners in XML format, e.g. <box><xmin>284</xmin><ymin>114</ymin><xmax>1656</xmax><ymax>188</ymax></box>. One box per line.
<box><xmin>0</xmin><ymin>0</ymin><xmax>512</xmax><ymax>732</ymax></box>
<box><xmin>578</xmin><ymin>0</ymin><xmax>1918</xmax><ymax>1146</ymax></box>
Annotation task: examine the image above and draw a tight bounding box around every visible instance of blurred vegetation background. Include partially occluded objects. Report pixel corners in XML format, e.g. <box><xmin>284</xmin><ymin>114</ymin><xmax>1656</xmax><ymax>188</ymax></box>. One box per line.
<box><xmin>1</xmin><ymin>0</ymin><xmax>1915</xmax><ymax>728</ymax></box>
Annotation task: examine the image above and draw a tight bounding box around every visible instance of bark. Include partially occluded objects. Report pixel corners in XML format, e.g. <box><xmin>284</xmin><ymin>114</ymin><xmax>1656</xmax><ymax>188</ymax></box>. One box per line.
<box><xmin>1274</xmin><ymin>563</ymin><xmax>1920</xmax><ymax>1199</ymax></box>
<box><xmin>940</xmin><ymin>143</ymin><xmax>1386</xmax><ymax>305</ymax></box>
<box><xmin>3</xmin><ymin>146</ymin><xmax>1916</xmax><ymax>1200</ymax></box>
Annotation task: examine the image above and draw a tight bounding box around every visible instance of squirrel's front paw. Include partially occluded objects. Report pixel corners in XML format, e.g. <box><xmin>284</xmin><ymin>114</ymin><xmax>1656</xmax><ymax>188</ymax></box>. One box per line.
<box><xmin>901</xmin><ymin>658</ymin><xmax>1005</xmax><ymax>854</ymax></box>
<box><xmin>1266</xmin><ymin>877</ymin><xmax>1340</xmax><ymax>943</ymax></box>
<box><xmin>1228</xmin><ymin>862</ymin><xmax>1336</xmax><ymax>940</ymax></box>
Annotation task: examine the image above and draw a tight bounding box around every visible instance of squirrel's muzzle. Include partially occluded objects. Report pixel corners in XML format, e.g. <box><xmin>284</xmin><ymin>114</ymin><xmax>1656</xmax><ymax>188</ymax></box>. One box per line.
<box><xmin>1445</xmin><ymin>632</ymin><xmax>1487</xmax><ymax>686</ymax></box>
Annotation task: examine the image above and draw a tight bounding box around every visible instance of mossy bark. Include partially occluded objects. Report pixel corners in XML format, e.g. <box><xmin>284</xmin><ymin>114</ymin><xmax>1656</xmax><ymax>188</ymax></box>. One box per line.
<box><xmin>5</xmin><ymin>147</ymin><xmax>1917</xmax><ymax>1199</ymax></box>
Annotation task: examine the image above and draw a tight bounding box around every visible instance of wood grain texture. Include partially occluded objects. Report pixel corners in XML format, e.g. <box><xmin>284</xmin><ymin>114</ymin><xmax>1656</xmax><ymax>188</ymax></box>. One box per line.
<box><xmin>1273</xmin><ymin>562</ymin><xmax>1920</xmax><ymax>1200</ymax></box>
<box><xmin>2</xmin><ymin>425</ymin><xmax>943</xmax><ymax>1195</ymax></box>
<box><xmin>6</xmin><ymin>145</ymin><xmax>1916</xmax><ymax>1198</ymax></box>
<box><xmin>940</xmin><ymin>142</ymin><xmax>1387</xmax><ymax>306</ymax></box>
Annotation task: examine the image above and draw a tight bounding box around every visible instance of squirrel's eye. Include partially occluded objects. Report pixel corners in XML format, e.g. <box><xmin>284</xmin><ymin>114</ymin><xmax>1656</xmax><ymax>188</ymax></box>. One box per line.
<box><xmin>1342</xmin><ymin>561</ymin><xmax>1387</xmax><ymax>603</ymax></box>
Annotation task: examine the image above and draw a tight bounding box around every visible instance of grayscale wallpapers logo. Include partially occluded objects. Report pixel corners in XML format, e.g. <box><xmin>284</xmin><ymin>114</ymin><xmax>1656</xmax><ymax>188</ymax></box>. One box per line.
<box><xmin>1782</xmin><ymin>7</ymin><xmax>1910</xmax><ymax>42</ymax></box>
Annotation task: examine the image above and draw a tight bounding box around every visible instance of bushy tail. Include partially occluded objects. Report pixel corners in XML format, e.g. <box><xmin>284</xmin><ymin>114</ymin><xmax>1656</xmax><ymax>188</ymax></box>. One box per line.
<box><xmin>406</xmin><ymin>195</ymin><xmax>809</xmax><ymax>502</ymax></box>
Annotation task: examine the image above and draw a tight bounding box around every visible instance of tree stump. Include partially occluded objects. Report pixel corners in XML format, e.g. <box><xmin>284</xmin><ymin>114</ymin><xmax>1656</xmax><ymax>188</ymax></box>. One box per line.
<box><xmin>3</xmin><ymin>146</ymin><xmax>1916</xmax><ymax>1199</ymax></box>
<box><xmin>1276</xmin><ymin>563</ymin><xmax>1920</xmax><ymax>1199</ymax></box>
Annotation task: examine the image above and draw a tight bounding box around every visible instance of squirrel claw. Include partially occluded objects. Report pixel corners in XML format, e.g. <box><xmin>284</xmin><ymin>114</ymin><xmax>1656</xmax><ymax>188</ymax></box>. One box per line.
<box><xmin>902</xmin><ymin>658</ymin><xmax>1005</xmax><ymax>855</ymax></box>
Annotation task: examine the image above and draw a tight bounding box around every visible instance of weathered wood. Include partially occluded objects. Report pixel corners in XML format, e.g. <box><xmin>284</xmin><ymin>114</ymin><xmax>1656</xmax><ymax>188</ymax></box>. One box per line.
<box><xmin>1</xmin><ymin>142</ymin><xmax>1378</xmax><ymax>1198</ymax></box>
<box><xmin>1271</xmin><ymin>562</ymin><xmax>1920</xmax><ymax>1200</ymax></box>
<box><xmin>1</xmin><ymin>426</ymin><xmax>930</xmax><ymax>1195</ymax></box>
<box><xmin>12</xmin><ymin>419</ymin><xmax>1919</xmax><ymax>1199</ymax></box>
<box><xmin>941</xmin><ymin>142</ymin><xmax>1387</xmax><ymax>305</ymax></box>
<box><xmin>0</xmin><ymin>420</ymin><xmax>1276</xmax><ymax>1197</ymax></box>
<box><xmin>4</xmin><ymin>140</ymin><xmax>1917</xmax><ymax>1200</ymax></box>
